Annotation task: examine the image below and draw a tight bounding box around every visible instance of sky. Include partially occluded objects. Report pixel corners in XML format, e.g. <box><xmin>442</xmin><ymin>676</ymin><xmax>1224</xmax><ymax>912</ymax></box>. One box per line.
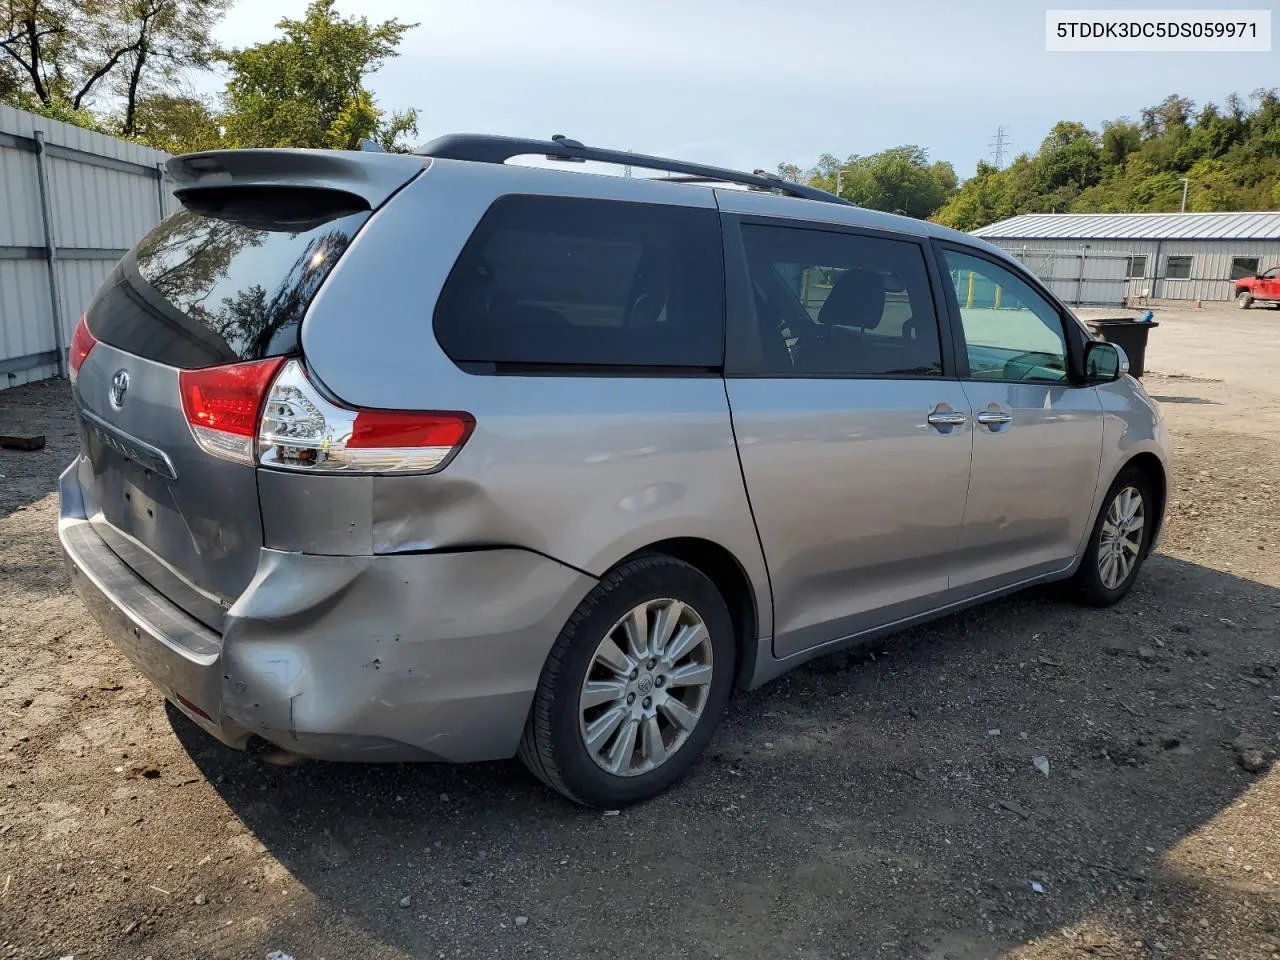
<box><xmin>210</xmin><ymin>0</ymin><xmax>1280</xmax><ymax>177</ymax></box>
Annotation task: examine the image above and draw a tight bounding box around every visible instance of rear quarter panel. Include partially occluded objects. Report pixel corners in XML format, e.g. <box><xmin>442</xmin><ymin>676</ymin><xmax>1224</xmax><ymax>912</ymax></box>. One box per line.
<box><xmin>297</xmin><ymin>160</ymin><xmax>773</xmax><ymax>638</ymax></box>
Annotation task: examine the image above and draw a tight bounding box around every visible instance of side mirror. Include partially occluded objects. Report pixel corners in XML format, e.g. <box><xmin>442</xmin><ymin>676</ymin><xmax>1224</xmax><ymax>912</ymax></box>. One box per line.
<box><xmin>1084</xmin><ymin>340</ymin><xmax>1128</xmax><ymax>382</ymax></box>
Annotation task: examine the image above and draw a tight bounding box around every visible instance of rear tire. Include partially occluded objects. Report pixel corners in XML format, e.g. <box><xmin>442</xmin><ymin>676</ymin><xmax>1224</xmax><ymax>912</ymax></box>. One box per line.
<box><xmin>1071</xmin><ymin>466</ymin><xmax>1155</xmax><ymax>607</ymax></box>
<box><xmin>1237</xmin><ymin>291</ymin><xmax>1253</xmax><ymax>309</ymax></box>
<box><xmin>518</xmin><ymin>554</ymin><xmax>735</xmax><ymax>808</ymax></box>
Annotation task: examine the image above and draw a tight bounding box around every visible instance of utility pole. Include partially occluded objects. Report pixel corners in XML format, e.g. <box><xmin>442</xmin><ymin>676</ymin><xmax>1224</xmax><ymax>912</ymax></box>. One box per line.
<box><xmin>836</xmin><ymin>169</ymin><xmax>843</xmax><ymax>197</ymax></box>
<box><xmin>1178</xmin><ymin>177</ymin><xmax>1189</xmax><ymax>213</ymax></box>
<box><xmin>989</xmin><ymin>126</ymin><xmax>1009</xmax><ymax>169</ymax></box>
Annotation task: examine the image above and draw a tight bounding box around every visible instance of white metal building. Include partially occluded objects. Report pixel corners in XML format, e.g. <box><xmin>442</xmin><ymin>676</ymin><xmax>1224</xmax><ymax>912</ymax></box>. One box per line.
<box><xmin>973</xmin><ymin>211</ymin><xmax>1280</xmax><ymax>303</ymax></box>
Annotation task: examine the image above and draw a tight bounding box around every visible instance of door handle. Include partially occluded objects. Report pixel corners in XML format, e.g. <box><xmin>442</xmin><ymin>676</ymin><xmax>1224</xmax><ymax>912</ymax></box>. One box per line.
<box><xmin>927</xmin><ymin>411</ymin><xmax>968</xmax><ymax>427</ymax></box>
<box><xmin>976</xmin><ymin>411</ymin><xmax>1013</xmax><ymax>426</ymax></box>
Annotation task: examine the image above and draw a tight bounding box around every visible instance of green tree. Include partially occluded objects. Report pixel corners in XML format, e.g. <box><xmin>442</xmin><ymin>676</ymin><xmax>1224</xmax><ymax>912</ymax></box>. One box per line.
<box><xmin>220</xmin><ymin>0</ymin><xmax>418</xmax><ymax>151</ymax></box>
<box><xmin>801</xmin><ymin>146</ymin><xmax>957</xmax><ymax>218</ymax></box>
<box><xmin>935</xmin><ymin>90</ymin><xmax>1280</xmax><ymax>230</ymax></box>
<box><xmin>1100</xmin><ymin>119</ymin><xmax>1141</xmax><ymax>167</ymax></box>
<box><xmin>126</xmin><ymin>89</ymin><xmax>223</xmax><ymax>153</ymax></box>
<box><xmin>1</xmin><ymin>0</ymin><xmax>229</xmax><ymax>136</ymax></box>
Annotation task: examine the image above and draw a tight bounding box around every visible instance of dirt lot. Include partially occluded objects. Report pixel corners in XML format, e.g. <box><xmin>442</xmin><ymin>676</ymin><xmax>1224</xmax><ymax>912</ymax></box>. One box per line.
<box><xmin>2</xmin><ymin>302</ymin><xmax>1278</xmax><ymax>960</ymax></box>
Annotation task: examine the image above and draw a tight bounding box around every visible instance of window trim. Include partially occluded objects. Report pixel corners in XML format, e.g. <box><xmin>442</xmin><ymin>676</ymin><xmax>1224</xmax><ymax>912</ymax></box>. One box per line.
<box><xmin>1125</xmin><ymin>254</ymin><xmax>1147</xmax><ymax>279</ymax></box>
<box><xmin>1230</xmin><ymin>256</ymin><xmax>1261</xmax><ymax>281</ymax></box>
<box><xmin>1164</xmin><ymin>255</ymin><xmax>1194</xmax><ymax>280</ymax></box>
<box><xmin>930</xmin><ymin>239</ymin><xmax>1087</xmax><ymax>386</ymax></box>
<box><xmin>721</xmin><ymin>212</ymin><xmax>957</xmax><ymax>380</ymax></box>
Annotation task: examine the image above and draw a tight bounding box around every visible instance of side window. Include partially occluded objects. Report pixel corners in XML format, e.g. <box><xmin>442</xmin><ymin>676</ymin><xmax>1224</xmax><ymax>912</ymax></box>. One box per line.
<box><xmin>1126</xmin><ymin>255</ymin><xmax>1147</xmax><ymax>278</ymax></box>
<box><xmin>1230</xmin><ymin>256</ymin><xmax>1260</xmax><ymax>279</ymax></box>
<box><xmin>1165</xmin><ymin>255</ymin><xmax>1193</xmax><ymax>280</ymax></box>
<box><xmin>738</xmin><ymin>224</ymin><xmax>943</xmax><ymax>377</ymax></box>
<box><xmin>943</xmin><ymin>250</ymin><xmax>1069</xmax><ymax>383</ymax></box>
<box><xmin>433</xmin><ymin>195</ymin><xmax>723</xmax><ymax>369</ymax></box>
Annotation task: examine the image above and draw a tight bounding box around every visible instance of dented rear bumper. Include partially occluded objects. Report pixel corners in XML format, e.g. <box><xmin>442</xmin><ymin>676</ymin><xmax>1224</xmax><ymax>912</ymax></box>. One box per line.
<box><xmin>58</xmin><ymin>461</ymin><xmax>596</xmax><ymax>763</ymax></box>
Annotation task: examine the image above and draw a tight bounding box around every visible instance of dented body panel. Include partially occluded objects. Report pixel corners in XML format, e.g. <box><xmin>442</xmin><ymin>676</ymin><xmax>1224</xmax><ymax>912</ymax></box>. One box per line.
<box><xmin>60</xmin><ymin>461</ymin><xmax>595</xmax><ymax>762</ymax></box>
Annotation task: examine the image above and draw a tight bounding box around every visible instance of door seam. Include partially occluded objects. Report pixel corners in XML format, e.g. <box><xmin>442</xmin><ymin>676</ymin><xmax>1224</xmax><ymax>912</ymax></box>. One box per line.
<box><xmin>719</xmin><ymin>377</ymin><xmax>777</xmax><ymax>657</ymax></box>
<box><xmin>946</xmin><ymin>383</ymin><xmax>978</xmax><ymax>589</ymax></box>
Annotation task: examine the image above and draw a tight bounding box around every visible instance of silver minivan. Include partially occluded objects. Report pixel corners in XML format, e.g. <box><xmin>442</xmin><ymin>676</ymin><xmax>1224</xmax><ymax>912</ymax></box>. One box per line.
<box><xmin>59</xmin><ymin>135</ymin><xmax>1168</xmax><ymax>807</ymax></box>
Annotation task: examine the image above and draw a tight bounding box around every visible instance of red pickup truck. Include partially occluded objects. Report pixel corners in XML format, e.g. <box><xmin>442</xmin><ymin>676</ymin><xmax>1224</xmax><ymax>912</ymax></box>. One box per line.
<box><xmin>1236</xmin><ymin>266</ymin><xmax>1280</xmax><ymax>308</ymax></box>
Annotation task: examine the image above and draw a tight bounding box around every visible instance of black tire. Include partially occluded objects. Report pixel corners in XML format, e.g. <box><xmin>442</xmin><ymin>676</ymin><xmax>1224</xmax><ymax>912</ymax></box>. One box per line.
<box><xmin>1237</xmin><ymin>290</ymin><xmax>1253</xmax><ymax>309</ymax></box>
<box><xmin>1071</xmin><ymin>466</ymin><xmax>1155</xmax><ymax>607</ymax></box>
<box><xmin>518</xmin><ymin>554</ymin><xmax>735</xmax><ymax>808</ymax></box>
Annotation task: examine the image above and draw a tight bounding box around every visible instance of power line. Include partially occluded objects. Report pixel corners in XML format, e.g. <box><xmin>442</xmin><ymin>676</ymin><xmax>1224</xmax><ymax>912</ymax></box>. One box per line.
<box><xmin>989</xmin><ymin>126</ymin><xmax>1009</xmax><ymax>169</ymax></box>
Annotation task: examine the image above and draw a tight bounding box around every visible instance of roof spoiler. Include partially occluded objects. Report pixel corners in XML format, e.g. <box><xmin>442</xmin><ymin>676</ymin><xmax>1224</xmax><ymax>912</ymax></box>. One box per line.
<box><xmin>166</xmin><ymin>149</ymin><xmax>428</xmax><ymax>209</ymax></box>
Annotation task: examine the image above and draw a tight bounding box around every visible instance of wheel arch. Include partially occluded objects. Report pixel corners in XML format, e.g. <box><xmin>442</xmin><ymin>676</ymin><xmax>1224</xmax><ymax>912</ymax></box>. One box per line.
<box><xmin>1123</xmin><ymin>451</ymin><xmax>1168</xmax><ymax>549</ymax></box>
<box><xmin>615</xmin><ymin>537</ymin><xmax>764</xmax><ymax>690</ymax></box>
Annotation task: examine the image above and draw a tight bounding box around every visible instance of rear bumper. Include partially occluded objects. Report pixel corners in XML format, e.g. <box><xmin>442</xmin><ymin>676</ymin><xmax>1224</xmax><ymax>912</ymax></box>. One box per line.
<box><xmin>58</xmin><ymin>460</ymin><xmax>596</xmax><ymax>762</ymax></box>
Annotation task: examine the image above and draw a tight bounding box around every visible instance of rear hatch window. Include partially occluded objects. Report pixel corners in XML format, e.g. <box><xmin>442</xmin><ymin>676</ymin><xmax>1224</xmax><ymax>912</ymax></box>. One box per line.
<box><xmin>87</xmin><ymin>187</ymin><xmax>370</xmax><ymax>369</ymax></box>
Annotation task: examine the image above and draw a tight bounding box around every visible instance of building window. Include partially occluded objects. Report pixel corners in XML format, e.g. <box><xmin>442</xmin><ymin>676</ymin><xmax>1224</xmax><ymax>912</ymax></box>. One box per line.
<box><xmin>1165</xmin><ymin>255</ymin><xmax>1193</xmax><ymax>280</ymax></box>
<box><xmin>1230</xmin><ymin>256</ymin><xmax>1261</xmax><ymax>280</ymax></box>
<box><xmin>1125</xmin><ymin>255</ymin><xmax>1147</xmax><ymax>278</ymax></box>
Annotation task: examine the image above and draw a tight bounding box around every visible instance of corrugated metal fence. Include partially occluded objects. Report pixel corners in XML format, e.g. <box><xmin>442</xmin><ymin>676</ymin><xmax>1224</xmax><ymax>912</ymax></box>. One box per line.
<box><xmin>0</xmin><ymin>105</ymin><xmax>175</xmax><ymax>390</ymax></box>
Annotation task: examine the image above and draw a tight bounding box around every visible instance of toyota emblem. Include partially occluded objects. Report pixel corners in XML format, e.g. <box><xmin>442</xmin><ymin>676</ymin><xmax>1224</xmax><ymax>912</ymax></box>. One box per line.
<box><xmin>109</xmin><ymin>369</ymin><xmax>130</xmax><ymax>408</ymax></box>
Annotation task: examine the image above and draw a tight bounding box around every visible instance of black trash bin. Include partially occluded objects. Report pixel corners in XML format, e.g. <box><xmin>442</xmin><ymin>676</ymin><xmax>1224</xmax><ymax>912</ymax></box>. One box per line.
<box><xmin>1085</xmin><ymin>317</ymin><xmax>1158</xmax><ymax>378</ymax></box>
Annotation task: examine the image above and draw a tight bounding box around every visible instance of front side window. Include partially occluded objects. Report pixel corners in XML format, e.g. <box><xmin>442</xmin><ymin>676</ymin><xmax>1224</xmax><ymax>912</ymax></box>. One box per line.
<box><xmin>944</xmin><ymin>249</ymin><xmax>1068</xmax><ymax>383</ymax></box>
<box><xmin>1165</xmin><ymin>255</ymin><xmax>1193</xmax><ymax>280</ymax></box>
<box><xmin>1264</xmin><ymin>267</ymin><xmax>1280</xmax><ymax>279</ymax></box>
<box><xmin>1231</xmin><ymin>256</ymin><xmax>1260</xmax><ymax>280</ymax></box>
<box><xmin>1126</xmin><ymin>255</ymin><xmax>1147</xmax><ymax>278</ymax></box>
<box><xmin>738</xmin><ymin>224</ymin><xmax>943</xmax><ymax>376</ymax></box>
<box><xmin>433</xmin><ymin>195</ymin><xmax>724</xmax><ymax>370</ymax></box>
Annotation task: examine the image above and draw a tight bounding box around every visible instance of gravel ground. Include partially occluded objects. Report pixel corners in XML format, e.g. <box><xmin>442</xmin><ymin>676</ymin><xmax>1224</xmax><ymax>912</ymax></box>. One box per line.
<box><xmin>1</xmin><ymin>302</ymin><xmax>1278</xmax><ymax>960</ymax></box>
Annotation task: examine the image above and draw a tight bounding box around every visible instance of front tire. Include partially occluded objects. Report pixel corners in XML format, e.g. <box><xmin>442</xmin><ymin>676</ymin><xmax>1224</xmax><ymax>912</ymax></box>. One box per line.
<box><xmin>1072</xmin><ymin>467</ymin><xmax>1154</xmax><ymax>607</ymax></box>
<box><xmin>518</xmin><ymin>554</ymin><xmax>735</xmax><ymax>807</ymax></box>
<box><xmin>1237</xmin><ymin>290</ymin><xmax>1254</xmax><ymax>309</ymax></box>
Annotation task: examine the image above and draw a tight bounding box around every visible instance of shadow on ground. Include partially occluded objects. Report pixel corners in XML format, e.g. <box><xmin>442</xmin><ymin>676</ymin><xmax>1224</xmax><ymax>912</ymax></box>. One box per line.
<box><xmin>1148</xmin><ymin>394</ymin><xmax>1219</xmax><ymax>405</ymax></box>
<box><xmin>172</xmin><ymin>554</ymin><xmax>1280</xmax><ymax>959</ymax></box>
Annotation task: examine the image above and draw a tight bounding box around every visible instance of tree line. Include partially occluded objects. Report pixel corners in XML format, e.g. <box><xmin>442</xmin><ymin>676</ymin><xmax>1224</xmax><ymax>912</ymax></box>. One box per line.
<box><xmin>0</xmin><ymin>0</ymin><xmax>418</xmax><ymax>152</ymax></box>
<box><xmin>780</xmin><ymin>90</ymin><xmax>1280</xmax><ymax>229</ymax></box>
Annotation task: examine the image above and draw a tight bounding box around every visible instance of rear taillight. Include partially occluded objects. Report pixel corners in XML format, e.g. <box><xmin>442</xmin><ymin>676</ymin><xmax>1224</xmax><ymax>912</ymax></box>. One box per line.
<box><xmin>68</xmin><ymin>313</ymin><xmax>97</xmax><ymax>384</ymax></box>
<box><xmin>179</xmin><ymin>357</ymin><xmax>286</xmax><ymax>465</ymax></box>
<box><xmin>257</xmin><ymin>360</ymin><xmax>474</xmax><ymax>474</ymax></box>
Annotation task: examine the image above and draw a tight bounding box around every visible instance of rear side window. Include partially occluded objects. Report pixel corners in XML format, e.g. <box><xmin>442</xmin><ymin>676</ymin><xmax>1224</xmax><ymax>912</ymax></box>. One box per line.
<box><xmin>87</xmin><ymin>187</ymin><xmax>370</xmax><ymax>369</ymax></box>
<box><xmin>433</xmin><ymin>195</ymin><xmax>724</xmax><ymax>370</ymax></box>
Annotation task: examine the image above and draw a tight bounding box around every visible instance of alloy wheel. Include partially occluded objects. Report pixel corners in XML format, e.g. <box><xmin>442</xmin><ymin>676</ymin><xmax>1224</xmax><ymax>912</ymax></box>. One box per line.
<box><xmin>578</xmin><ymin>598</ymin><xmax>714</xmax><ymax>777</ymax></box>
<box><xmin>1098</xmin><ymin>485</ymin><xmax>1145</xmax><ymax>589</ymax></box>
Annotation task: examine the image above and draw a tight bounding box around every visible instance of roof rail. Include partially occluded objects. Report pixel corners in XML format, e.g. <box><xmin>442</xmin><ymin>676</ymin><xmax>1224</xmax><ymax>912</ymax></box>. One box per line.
<box><xmin>416</xmin><ymin>133</ymin><xmax>850</xmax><ymax>206</ymax></box>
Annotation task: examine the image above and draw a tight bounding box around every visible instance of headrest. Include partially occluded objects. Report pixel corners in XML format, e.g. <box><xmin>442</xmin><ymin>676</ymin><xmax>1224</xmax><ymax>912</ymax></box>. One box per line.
<box><xmin>818</xmin><ymin>270</ymin><xmax>886</xmax><ymax>329</ymax></box>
